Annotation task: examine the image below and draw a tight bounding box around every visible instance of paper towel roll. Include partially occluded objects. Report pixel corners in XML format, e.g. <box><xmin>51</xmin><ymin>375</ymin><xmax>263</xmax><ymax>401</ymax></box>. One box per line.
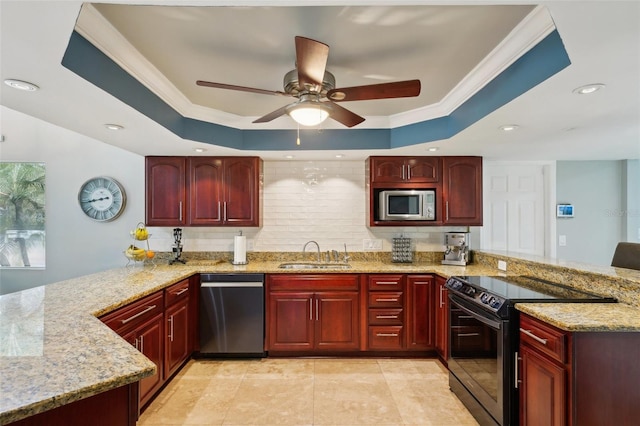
<box><xmin>233</xmin><ymin>235</ymin><xmax>247</xmax><ymax>264</ymax></box>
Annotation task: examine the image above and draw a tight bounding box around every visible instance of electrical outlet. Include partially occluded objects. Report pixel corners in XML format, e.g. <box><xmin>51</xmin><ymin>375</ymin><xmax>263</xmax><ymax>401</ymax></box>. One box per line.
<box><xmin>498</xmin><ymin>260</ymin><xmax>507</xmax><ymax>271</ymax></box>
<box><xmin>363</xmin><ymin>239</ymin><xmax>383</xmax><ymax>250</ymax></box>
<box><xmin>559</xmin><ymin>235</ymin><xmax>567</xmax><ymax>246</ymax></box>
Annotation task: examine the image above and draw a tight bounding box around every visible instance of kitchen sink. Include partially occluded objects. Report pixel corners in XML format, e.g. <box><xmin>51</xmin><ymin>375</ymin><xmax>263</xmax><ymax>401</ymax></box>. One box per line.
<box><xmin>278</xmin><ymin>262</ymin><xmax>352</xmax><ymax>270</ymax></box>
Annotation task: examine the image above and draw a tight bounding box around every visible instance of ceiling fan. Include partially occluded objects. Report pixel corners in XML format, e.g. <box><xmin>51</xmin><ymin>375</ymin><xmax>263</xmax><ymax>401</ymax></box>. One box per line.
<box><xmin>196</xmin><ymin>36</ymin><xmax>421</xmax><ymax>128</ymax></box>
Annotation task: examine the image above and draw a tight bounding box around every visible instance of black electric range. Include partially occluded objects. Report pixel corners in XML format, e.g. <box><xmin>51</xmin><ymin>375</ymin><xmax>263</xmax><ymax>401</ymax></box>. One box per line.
<box><xmin>445</xmin><ymin>275</ymin><xmax>615</xmax><ymax>319</ymax></box>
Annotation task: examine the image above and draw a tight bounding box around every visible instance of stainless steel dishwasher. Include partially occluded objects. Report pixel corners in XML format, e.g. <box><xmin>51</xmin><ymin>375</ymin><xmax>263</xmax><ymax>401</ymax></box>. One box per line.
<box><xmin>198</xmin><ymin>273</ymin><xmax>265</xmax><ymax>357</ymax></box>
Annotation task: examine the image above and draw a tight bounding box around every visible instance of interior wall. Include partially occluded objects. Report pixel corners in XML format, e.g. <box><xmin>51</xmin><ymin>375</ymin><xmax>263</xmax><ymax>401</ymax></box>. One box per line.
<box><xmin>0</xmin><ymin>106</ymin><xmax>146</xmax><ymax>294</ymax></box>
<box><xmin>556</xmin><ymin>160</ymin><xmax>624</xmax><ymax>266</ymax></box>
<box><xmin>622</xmin><ymin>160</ymin><xmax>640</xmax><ymax>242</ymax></box>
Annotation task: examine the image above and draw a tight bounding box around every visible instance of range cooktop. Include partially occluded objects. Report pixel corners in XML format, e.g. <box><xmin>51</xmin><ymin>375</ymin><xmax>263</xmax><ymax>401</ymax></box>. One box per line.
<box><xmin>445</xmin><ymin>275</ymin><xmax>616</xmax><ymax>318</ymax></box>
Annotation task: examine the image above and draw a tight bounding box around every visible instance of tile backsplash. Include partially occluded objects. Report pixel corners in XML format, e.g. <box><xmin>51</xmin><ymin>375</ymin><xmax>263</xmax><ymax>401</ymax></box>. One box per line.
<box><xmin>148</xmin><ymin>160</ymin><xmax>469</xmax><ymax>254</ymax></box>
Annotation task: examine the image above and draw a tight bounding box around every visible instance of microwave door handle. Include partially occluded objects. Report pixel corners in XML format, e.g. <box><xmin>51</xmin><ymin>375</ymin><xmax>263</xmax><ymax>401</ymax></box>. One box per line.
<box><xmin>449</xmin><ymin>294</ymin><xmax>502</xmax><ymax>329</ymax></box>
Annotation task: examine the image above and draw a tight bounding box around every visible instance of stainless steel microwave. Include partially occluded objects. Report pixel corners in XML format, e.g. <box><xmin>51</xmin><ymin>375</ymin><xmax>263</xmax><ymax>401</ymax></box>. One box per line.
<box><xmin>378</xmin><ymin>189</ymin><xmax>436</xmax><ymax>221</ymax></box>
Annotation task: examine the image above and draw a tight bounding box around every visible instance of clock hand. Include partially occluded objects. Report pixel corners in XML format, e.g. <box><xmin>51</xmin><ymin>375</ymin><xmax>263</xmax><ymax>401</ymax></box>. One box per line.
<box><xmin>81</xmin><ymin>196</ymin><xmax>111</xmax><ymax>203</ymax></box>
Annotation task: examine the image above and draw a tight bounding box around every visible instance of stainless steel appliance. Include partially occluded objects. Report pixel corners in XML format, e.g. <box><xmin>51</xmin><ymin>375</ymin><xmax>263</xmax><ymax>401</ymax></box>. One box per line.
<box><xmin>378</xmin><ymin>189</ymin><xmax>436</xmax><ymax>221</ymax></box>
<box><xmin>442</xmin><ymin>232</ymin><xmax>469</xmax><ymax>265</ymax></box>
<box><xmin>445</xmin><ymin>275</ymin><xmax>615</xmax><ymax>426</ymax></box>
<box><xmin>199</xmin><ymin>273</ymin><xmax>265</xmax><ymax>357</ymax></box>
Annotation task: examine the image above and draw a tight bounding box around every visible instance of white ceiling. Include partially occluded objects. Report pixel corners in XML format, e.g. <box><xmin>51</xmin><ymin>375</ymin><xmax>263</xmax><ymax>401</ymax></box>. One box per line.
<box><xmin>1</xmin><ymin>1</ymin><xmax>639</xmax><ymax>161</ymax></box>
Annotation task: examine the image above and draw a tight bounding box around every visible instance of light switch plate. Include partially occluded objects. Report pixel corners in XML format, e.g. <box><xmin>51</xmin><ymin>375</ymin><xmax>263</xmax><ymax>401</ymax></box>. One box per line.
<box><xmin>559</xmin><ymin>235</ymin><xmax>567</xmax><ymax>246</ymax></box>
<box><xmin>363</xmin><ymin>239</ymin><xmax>383</xmax><ymax>250</ymax></box>
<box><xmin>498</xmin><ymin>260</ymin><xmax>507</xmax><ymax>271</ymax></box>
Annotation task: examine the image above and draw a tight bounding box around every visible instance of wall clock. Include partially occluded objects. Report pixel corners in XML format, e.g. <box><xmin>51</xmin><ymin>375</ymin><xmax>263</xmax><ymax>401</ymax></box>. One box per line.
<box><xmin>78</xmin><ymin>176</ymin><xmax>126</xmax><ymax>222</ymax></box>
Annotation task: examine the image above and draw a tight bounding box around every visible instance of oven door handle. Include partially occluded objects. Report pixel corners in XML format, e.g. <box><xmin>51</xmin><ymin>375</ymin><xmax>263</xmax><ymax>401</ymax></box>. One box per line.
<box><xmin>449</xmin><ymin>294</ymin><xmax>502</xmax><ymax>330</ymax></box>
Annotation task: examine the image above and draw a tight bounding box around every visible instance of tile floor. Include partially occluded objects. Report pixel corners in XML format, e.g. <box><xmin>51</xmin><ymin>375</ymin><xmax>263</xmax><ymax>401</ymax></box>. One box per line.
<box><xmin>138</xmin><ymin>358</ymin><xmax>479</xmax><ymax>426</ymax></box>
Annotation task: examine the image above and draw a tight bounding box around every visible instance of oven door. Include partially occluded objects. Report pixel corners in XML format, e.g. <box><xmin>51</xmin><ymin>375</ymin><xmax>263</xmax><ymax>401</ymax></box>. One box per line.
<box><xmin>448</xmin><ymin>293</ymin><xmax>508</xmax><ymax>425</ymax></box>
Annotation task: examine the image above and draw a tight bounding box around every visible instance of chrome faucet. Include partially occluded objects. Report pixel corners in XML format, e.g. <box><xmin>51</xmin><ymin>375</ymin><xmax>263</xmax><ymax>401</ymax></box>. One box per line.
<box><xmin>303</xmin><ymin>240</ymin><xmax>321</xmax><ymax>263</ymax></box>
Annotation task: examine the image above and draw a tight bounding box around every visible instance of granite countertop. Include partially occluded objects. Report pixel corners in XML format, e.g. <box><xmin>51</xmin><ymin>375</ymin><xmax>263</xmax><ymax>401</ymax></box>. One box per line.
<box><xmin>516</xmin><ymin>302</ymin><xmax>640</xmax><ymax>332</ymax></box>
<box><xmin>1</xmin><ymin>258</ymin><xmax>639</xmax><ymax>424</ymax></box>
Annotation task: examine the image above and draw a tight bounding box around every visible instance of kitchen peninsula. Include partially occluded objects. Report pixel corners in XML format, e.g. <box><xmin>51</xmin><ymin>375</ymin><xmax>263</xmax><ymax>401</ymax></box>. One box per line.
<box><xmin>1</xmin><ymin>251</ymin><xmax>639</xmax><ymax>425</ymax></box>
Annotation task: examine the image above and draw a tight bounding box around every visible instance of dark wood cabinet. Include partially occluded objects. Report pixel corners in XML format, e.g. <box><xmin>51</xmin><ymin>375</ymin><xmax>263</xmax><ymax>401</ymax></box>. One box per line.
<box><xmin>367</xmin><ymin>156</ymin><xmax>482</xmax><ymax>226</ymax></box>
<box><xmin>365</xmin><ymin>274</ymin><xmax>434</xmax><ymax>352</ymax></box>
<box><xmin>518</xmin><ymin>313</ymin><xmax>640</xmax><ymax>426</ymax></box>
<box><xmin>164</xmin><ymin>279</ymin><xmax>191</xmax><ymax>380</ymax></box>
<box><xmin>434</xmin><ymin>275</ymin><xmax>449</xmax><ymax>362</ymax></box>
<box><xmin>100</xmin><ymin>292</ymin><xmax>165</xmax><ymax>408</ymax></box>
<box><xmin>146</xmin><ymin>157</ymin><xmax>186</xmax><ymax>226</ymax></box>
<box><xmin>406</xmin><ymin>275</ymin><xmax>434</xmax><ymax>350</ymax></box>
<box><xmin>370</xmin><ymin>157</ymin><xmax>441</xmax><ymax>184</ymax></box>
<box><xmin>442</xmin><ymin>156</ymin><xmax>483</xmax><ymax>225</ymax></box>
<box><xmin>146</xmin><ymin>156</ymin><xmax>261</xmax><ymax>227</ymax></box>
<box><xmin>266</xmin><ymin>274</ymin><xmax>360</xmax><ymax>353</ymax></box>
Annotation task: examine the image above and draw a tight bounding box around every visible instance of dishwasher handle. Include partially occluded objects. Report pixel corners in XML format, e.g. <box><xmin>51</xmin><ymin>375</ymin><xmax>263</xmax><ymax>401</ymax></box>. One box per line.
<box><xmin>201</xmin><ymin>282</ymin><xmax>263</xmax><ymax>288</ymax></box>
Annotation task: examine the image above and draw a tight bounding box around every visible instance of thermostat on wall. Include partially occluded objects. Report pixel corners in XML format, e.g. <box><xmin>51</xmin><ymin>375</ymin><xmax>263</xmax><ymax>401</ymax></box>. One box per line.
<box><xmin>557</xmin><ymin>204</ymin><xmax>574</xmax><ymax>218</ymax></box>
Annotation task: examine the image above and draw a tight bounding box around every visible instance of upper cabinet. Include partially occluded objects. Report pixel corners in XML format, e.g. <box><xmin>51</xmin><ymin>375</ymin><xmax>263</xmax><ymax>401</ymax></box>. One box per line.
<box><xmin>146</xmin><ymin>156</ymin><xmax>262</xmax><ymax>227</ymax></box>
<box><xmin>370</xmin><ymin>157</ymin><xmax>441</xmax><ymax>184</ymax></box>
<box><xmin>442</xmin><ymin>156</ymin><xmax>483</xmax><ymax>226</ymax></box>
<box><xmin>367</xmin><ymin>156</ymin><xmax>482</xmax><ymax>226</ymax></box>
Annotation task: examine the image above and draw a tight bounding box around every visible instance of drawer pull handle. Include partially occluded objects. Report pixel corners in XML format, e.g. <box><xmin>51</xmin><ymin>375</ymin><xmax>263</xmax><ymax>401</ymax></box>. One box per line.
<box><xmin>520</xmin><ymin>328</ymin><xmax>548</xmax><ymax>345</ymax></box>
<box><xmin>375</xmin><ymin>281</ymin><xmax>398</xmax><ymax>285</ymax></box>
<box><xmin>121</xmin><ymin>305</ymin><xmax>157</xmax><ymax>324</ymax></box>
<box><xmin>458</xmin><ymin>315</ymin><xmax>474</xmax><ymax>319</ymax></box>
<box><xmin>174</xmin><ymin>287</ymin><xmax>189</xmax><ymax>296</ymax></box>
<box><xmin>376</xmin><ymin>315</ymin><xmax>398</xmax><ymax>319</ymax></box>
<box><xmin>376</xmin><ymin>333</ymin><xmax>399</xmax><ymax>337</ymax></box>
<box><xmin>376</xmin><ymin>298</ymin><xmax>398</xmax><ymax>302</ymax></box>
<box><xmin>456</xmin><ymin>332</ymin><xmax>480</xmax><ymax>337</ymax></box>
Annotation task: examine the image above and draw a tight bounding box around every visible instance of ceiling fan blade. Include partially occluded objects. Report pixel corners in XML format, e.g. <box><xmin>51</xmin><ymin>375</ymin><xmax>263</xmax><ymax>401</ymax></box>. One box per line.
<box><xmin>327</xmin><ymin>79</ymin><xmax>421</xmax><ymax>102</ymax></box>
<box><xmin>197</xmin><ymin>80</ymin><xmax>289</xmax><ymax>97</ymax></box>
<box><xmin>328</xmin><ymin>102</ymin><xmax>365</xmax><ymax>128</ymax></box>
<box><xmin>295</xmin><ymin>36</ymin><xmax>329</xmax><ymax>88</ymax></box>
<box><xmin>252</xmin><ymin>104</ymin><xmax>291</xmax><ymax>123</ymax></box>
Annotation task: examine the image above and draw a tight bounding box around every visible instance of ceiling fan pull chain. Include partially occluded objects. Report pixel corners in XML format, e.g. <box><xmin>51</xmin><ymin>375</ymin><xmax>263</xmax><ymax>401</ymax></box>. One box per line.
<box><xmin>296</xmin><ymin>123</ymin><xmax>301</xmax><ymax>145</ymax></box>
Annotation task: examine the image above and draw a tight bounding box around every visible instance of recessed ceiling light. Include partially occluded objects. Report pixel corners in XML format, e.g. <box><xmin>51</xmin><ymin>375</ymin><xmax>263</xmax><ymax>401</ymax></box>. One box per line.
<box><xmin>194</xmin><ymin>148</ymin><xmax>206</xmax><ymax>153</ymax></box>
<box><xmin>4</xmin><ymin>79</ymin><xmax>39</xmax><ymax>91</ymax></box>
<box><xmin>104</xmin><ymin>124</ymin><xmax>124</xmax><ymax>131</ymax></box>
<box><xmin>335</xmin><ymin>154</ymin><xmax>344</xmax><ymax>158</ymax></box>
<box><xmin>499</xmin><ymin>124</ymin><xmax>519</xmax><ymax>132</ymax></box>
<box><xmin>427</xmin><ymin>147</ymin><xmax>439</xmax><ymax>152</ymax></box>
<box><xmin>572</xmin><ymin>83</ymin><xmax>605</xmax><ymax>95</ymax></box>
<box><xmin>284</xmin><ymin>155</ymin><xmax>295</xmax><ymax>159</ymax></box>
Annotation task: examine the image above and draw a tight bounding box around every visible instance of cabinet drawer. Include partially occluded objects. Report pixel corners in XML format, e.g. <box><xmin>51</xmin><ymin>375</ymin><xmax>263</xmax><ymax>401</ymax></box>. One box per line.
<box><xmin>520</xmin><ymin>315</ymin><xmax>567</xmax><ymax>363</ymax></box>
<box><xmin>369</xmin><ymin>326</ymin><xmax>404</xmax><ymax>350</ymax></box>
<box><xmin>101</xmin><ymin>292</ymin><xmax>164</xmax><ymax>334</ymax></box>
<box><xmin>269</xmin><ymin>274</ymin><xmax>359</xmax><ymax>291</ymax></box>
<box><xmin>165</xmin><ymin>279</ymin><xmax>190</xmax><ymax>307</ymax></box>
<box><xmin>368</xmin><ymin>292</ymin><xmax>403</xmax><ymax>308</ymax></box>
<box><xmin>368</xmin><ymin>275</ymin><xmax>403</xmax><ymax>291</ymax></box>
<box><xmin>368</xmin><ymin>308</ymin><xmax>403</xmax><ymax>325</ymax></box>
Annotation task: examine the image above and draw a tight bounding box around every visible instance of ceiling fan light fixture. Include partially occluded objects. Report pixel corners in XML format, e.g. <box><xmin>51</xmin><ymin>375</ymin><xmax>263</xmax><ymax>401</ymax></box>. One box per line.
<box><xmin>287</xmin><ymin>102</ymin><xmax>331</xmax><ymax>126</ymax></box>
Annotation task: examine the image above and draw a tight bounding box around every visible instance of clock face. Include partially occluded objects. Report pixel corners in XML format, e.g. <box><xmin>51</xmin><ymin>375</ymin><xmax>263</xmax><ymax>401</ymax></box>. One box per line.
<box><xmin>78</xmin><ymin>176</ymin><xmax>126</xmax><ymax>222</ymax></box>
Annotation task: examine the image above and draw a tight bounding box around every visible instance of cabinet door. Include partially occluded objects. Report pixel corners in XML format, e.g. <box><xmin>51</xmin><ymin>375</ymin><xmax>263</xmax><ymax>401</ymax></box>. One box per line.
<box><xmin>137</xmin><ymin>313</ymin><xmax>164</xmax><ymax>408</ymax></box>
<box><xmin>442</xmin><ymin>156</ymin><xmax>483</xmax><ymax>225</ymax></box>
<box><xmin>370</xmin><ymin>157</ymin><xmax>406</xmax><ymax>183</ymax></box>
<box><xmin>406</xmin><ymin>157</ymin><xmax>440</xmax><ymax>183</ymax></box>
<box><xmin>406</xmin><ymin>275</ymin><xmax>434</xmax><ymax>350</ymax></box>
<box><xmin>268</xmin><ymin>292</ymin><xmax>314</xmax><ymax>351</ymax></box>
<box><xmin>223</xmin><ymin>157</ymin><xmax>260</xmax><ymax>226</ymax></box>
<box><xmin>145</xmin><ymin>157</ymin><xmax>186</xmax><ymax>226</ymax></box>
<box><xmin>188</xmin><ymin>157</ymin><xmax>223</xmax><ymax>225</ymax></box>
<box><xmin>164</xmin><ymin>298</ymin><xmax>190</xmax><ymax>379</ymax></box>
<box><xmin>520</xmin><ymin>344</ymin><xmax>566</xmax><ymax>426</ymax></box>
<box><xmin>434</xmin><ymin>275</ymin><xmax>449</xmax><ymax>360</ymax></box>
<box><xmin>315</xmin><ymin>291</ymin><xmax>360</xmax><ymax>351</ymax></box>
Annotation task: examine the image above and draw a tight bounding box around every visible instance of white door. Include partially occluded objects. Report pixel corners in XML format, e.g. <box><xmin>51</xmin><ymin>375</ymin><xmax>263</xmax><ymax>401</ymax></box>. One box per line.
<box><xmin>482</xmin><ymin>164</ymin><xmax>547</xmax><ymax>256</ymax></box>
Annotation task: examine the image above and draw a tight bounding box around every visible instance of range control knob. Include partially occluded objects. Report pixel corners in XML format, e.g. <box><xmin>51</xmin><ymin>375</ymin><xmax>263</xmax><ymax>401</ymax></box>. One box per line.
<box><xmin>480</xmin><ymin>292</ymin><xmax>490</xmax><ymax>304</ymax></box>
<box><xmin>463</xmin><ymin>286</ymin><xmax>476</xmax><ymax>296</ymax></box>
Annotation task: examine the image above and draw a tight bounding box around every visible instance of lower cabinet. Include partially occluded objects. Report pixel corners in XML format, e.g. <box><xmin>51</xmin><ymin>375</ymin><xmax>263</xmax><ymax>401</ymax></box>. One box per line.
<box><xmin>434</xmin><ymin>275</ymin><xmax>449</xmax><ymax>362</ymax></box>
<box><xmin>518</xmin><ymin>313</ymin><xmax>640</xmax><ymax>426</ymax></box>
<box><xmin>266</xmin><ymin>274</ymin><xmax>360</xmax><ymax>353</ymax></box>
<box><xmin>100</xmin><ymin>278</ymin><xmax>194</xmax><ymax>412</ymax></box>
<box><xmin>365</xmin><ymin>274</ymin><xmax>435</xmax><ymax>352</ymax></box>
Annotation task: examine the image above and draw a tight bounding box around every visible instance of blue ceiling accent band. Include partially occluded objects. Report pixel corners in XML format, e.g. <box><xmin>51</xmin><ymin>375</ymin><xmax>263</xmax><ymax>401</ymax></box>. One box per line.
<box><xmin>62</xmin><ymin>29</ymin><xmax>570</xmax><ymax>151</ymax></box>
